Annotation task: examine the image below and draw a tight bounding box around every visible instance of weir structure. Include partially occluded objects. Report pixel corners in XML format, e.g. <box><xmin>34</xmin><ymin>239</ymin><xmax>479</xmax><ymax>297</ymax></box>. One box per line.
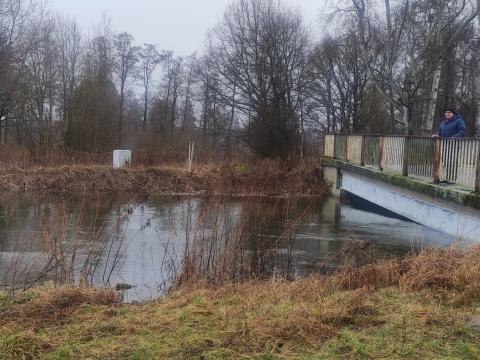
<box><xmin>321</xmin><ymin>134</ymin><xmax>480</xmax><ymax>242</ymax></box>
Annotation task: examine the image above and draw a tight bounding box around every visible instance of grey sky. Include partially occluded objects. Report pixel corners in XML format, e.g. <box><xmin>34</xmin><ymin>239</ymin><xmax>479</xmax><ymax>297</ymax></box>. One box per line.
<box><xmin>49</xmin><ymin>0</ymin><xmax>327</xmax><ymax>56</ymax></box>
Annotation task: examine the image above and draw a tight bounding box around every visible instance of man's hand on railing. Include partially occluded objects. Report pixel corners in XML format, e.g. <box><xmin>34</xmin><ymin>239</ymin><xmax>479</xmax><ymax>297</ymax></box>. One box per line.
<box><xmin>432</xmin><ymin>134</ymin><xmax>439</xmax><ymax>138</ymax></box>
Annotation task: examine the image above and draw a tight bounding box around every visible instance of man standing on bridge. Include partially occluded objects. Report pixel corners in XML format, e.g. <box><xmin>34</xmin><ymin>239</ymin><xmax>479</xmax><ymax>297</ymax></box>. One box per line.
<box><xmin>432</xmin><ymin>106</ymin><xmax>467</xmax><ymax>182</ymax></box>
<box><xmin>433</xmin><ymin>106</ymin><xmax>466</xmax><ymax>138</ymax></box>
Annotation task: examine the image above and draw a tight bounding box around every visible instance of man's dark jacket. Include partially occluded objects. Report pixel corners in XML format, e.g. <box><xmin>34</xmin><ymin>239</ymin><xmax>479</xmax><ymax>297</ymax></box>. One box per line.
<box><xmin>436</xmin><ymin>114</ymin><xmax>466</xmax><ymax>138</ymax></box>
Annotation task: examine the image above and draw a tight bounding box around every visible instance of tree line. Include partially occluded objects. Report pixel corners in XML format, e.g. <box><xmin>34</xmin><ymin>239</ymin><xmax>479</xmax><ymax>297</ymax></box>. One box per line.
<box><xmin>0</xmin><ymin>0</ymin><xmax>479</xmax><ymax>160</ymax></box>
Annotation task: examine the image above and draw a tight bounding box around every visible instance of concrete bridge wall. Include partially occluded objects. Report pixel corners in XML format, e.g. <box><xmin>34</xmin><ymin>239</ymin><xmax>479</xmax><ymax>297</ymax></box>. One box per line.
<box><xmin>341</xmin><ymin>172</ymin><xmax>480</xmax><ymax>241</ymax></box>
<box><xmin>322</xmin><ymin>163</ymin><xmax>480</xmax><ymax>242</ymax></box>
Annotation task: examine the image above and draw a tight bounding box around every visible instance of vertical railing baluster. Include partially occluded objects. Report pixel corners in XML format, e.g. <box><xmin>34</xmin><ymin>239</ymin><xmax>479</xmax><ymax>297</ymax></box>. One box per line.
<box><xmin>333</xmin><ymin>134</ymin><xmax>337</xmax><ymax>159</ymax></box>
<box><xmin>379</xmin><ymin>136</ymin><xmax>384</xmax><ymax>171</ymax></box>
<box><xmin>402</xmin><ymin>137</ymin><xmax>409</xmax><ymax>176</ymax></box>
<box><xmin>360</xmin><ymin>135</ymin><xmax>365</xmax><ymax>166</ymax></box>
<box><xmin>468</xmin><ymin>141</ymin><xmax>472</xmax><ymax>185</ymax></box>
<box><xmin>433</xmin><ymin>137</ymin><xmax>441</xmax><ymax>183</ymax></box>
<box><xmin>475</xmin><ymin>140</ymin><xmax>480</xmax><ymax>193</ymax></box>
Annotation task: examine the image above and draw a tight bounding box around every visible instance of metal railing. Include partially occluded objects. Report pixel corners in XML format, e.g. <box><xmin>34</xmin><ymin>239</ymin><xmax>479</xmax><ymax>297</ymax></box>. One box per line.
<box><xmin>324</xmin><ymin>134</ymin><xmax>480</xmax><ymax>192</ymax></box>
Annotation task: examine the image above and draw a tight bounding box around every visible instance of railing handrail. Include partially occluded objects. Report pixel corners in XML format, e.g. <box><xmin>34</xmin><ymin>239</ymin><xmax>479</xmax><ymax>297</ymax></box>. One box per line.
<box><xmin>324</xmin><ymin>133</ymin><xmax>480</xmax><ymax>192</ymax></box>
<box><xmin>326</xmin><ymin>133</ymin><xmax>479</xmax><ymax>141</ymax></box>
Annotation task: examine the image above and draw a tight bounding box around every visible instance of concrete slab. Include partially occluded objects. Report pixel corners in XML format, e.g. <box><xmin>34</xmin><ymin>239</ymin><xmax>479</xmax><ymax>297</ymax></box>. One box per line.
<box><xmin>341</xmin><ymin>171</ymin><xmax>480</xmax><ymax>242</ymax></box>
<box><xmin>322</xmin><ymin>158</ymin><xmax>480</xmax><ymax>210</ymax></box>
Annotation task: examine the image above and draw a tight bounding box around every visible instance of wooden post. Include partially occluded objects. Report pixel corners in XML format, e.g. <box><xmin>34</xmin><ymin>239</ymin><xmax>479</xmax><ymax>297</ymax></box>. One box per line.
<box><xmin>360</xmin><ymin>135</ymin><xmax>365</xmax><ymax>166</ymax></box>
<box><xmin>402</xmin><ymin>137</ymin><xmax>409</xmax><ymax>176</ymax></box>
<box><xmin>433</xmin><ymin>138</ymin><xmax>441</xmax><ymax>183</ymax></box>
<box><xmin>378</xmin><ymin>136</ymin><xmax>384</xmax><ymax>171</ymax></box>
<box><xmin>475</xmin><ymin>142</ymin><xmax>480</xmax><ymax>192</ymax></box>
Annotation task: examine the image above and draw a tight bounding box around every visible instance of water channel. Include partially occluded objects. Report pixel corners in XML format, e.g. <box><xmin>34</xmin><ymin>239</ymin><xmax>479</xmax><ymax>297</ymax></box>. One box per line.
<box><xmin>0</xmin><ymin>193</ymin><xmax>454</xmax><ymax>302</ymax></box>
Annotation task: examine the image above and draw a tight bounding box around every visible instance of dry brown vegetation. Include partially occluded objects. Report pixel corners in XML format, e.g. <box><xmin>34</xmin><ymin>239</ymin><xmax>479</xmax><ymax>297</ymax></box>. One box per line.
<box><xmin>1</xmin><ymin>246</ymin><xmax>479</xmax><ymax>359</ymax></box>
<box><xmin>309</xmin><ymin>245</ymin><xmax>480</xmax><ymax>304</ymax></box>
<box><xmin>0</xmin><ymin>285</ymin><xmax>123</xmax><ymax>329</ymax></box>
<box><xmin>0</xmin><ymin>159</ymin><xmax>327</xmax><ymax>196</ymax></box>
<box><xmin>176</xmin><ymin>242</ymin><xmax>480</xmax><ymax>307</ymax></box>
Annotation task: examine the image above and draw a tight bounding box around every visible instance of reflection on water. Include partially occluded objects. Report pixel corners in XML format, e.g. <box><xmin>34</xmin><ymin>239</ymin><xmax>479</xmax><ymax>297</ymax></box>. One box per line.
<box><xmin>0</xmin><ymin>193</ymin><xmax>454</xmax><ymax>302</ymax></box>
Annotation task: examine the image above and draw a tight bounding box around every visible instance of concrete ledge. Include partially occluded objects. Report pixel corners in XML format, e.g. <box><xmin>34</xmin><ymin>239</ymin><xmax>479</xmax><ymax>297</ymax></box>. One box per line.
<box><xmin>321</xmin><ymin>158</ymin><xmax>480</xmax><ymax>210</ymax></box>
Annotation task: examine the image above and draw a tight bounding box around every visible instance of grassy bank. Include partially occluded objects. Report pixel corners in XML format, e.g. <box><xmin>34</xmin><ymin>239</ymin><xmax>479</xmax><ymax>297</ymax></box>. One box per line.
<box><xmin>1</xmin><ymin>247</ymin><xmax>479</xmax><ymax>359</ymax></box>
<box><xmin>0</xmin><ymin>160</ymin><xmax>326</xmax><ymax>197</ymax></box>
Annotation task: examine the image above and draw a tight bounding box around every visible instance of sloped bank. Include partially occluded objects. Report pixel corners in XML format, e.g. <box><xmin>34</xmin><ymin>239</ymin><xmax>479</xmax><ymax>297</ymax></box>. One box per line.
<box><xmin>0</xmin><ymin>162</ymin><xmax>327</xmax><ymax>196</ymax></box>
<box><xmin>1</xmin><ymin>246</ymin><xmax>479</xmax><ymax>359</ymax></box>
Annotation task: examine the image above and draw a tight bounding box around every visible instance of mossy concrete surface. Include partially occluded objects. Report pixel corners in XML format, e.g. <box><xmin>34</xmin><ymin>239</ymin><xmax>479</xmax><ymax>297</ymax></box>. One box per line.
<box><xmin>321</xmin><ymin>158</ymin><xmax>480</xmax><ymax>210</ymax></box>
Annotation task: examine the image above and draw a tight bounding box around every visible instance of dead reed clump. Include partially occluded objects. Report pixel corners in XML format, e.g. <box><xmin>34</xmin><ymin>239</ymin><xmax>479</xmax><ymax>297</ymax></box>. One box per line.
<box><xmin>0</xmin><ymin>284</ymin><xmax>122</xmax><ymax>328</ymax></box>
<box><xmin>327</xmin><ymin>259</ymin><xmax>405</xmax><ymax>292</ymax></box>
<box><xmin>170</xmin><ymin>195</ymin><xmax>314</xmax><ymax>290</ymax></box>
<box><xmin>399</xmin><ymin>246</ymin><xmax>480</xmax><ymax>303</ymax></box>
<box><xmin>288</xmin><ymin>245</ymin><xmax>480</xmax><ymax>303</ymax></box>
<box><xmin>215</xmin><ymin>158</ymin><xmax>328</xmax><ymax>196</ymax></box>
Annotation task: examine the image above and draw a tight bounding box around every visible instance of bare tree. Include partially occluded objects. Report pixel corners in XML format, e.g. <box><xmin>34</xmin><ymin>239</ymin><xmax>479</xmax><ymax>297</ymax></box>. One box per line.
<box><xmin>384</xmin><ymin>0</ymin><xmax>396</xmax><ymax>131</ymax></box>
<box><xmin>473</xmin><ymin>0</ymin><xmax>480</xmax><ymax>134</ymax></box>
<box><xmin>68</xmin><ymin>33</ymin><xmax>118</xmax><ymax>151</ymax></box>
<box><xmin>169</xmin><ymin>57</ymin><xmax>182</xmax><ymax>135</ymax></box>
<box><xmin>350</xmin><ymin>0</ymin><xmax>476</xmax><ymax>134</ymax></box>
<box><xmin>21</xmin><ymin>7</ymin><xmax>58</xmax><ymax>149</ymax></box>
<box><xmin>113</xmin><ymin>32</ymin><xmax>139</xmax><ymax>146</ymax></box>
<box><xmin>181</xmin><ymin>53</ymin><xmax>196</xmax><ymax>132</ymax></box>
<box><xmin>194</xmin><ymin>55</ymin><xmax>214</xmax><ymax>142</ymax></box>
<box><xmin>0</xmin><ymin>0</ymin><xmax>39</xmax><ymax>144</ymax></box>
<box><xmin>56</xmin><ymin>16</ymin><xmax>82</xmax><ymax>149</ymax></box>
<box><xmin>308</xmin><ymin>33</ymin><xmax>369</xmax><ymax>134</ymax></box>
<box><xmin>209</xmin><ymin>0</ymin><xmax>310</xmax><ymax>158</ymax></box>
<box><xmin>160</xmin><ymin>53</ymin><xmax>183</xmax><ymax>135</ymax></box>
<box><xmin>139</xmin><ymin>43</ymin><xmax>161</xmax><ymax>131</ymax></box>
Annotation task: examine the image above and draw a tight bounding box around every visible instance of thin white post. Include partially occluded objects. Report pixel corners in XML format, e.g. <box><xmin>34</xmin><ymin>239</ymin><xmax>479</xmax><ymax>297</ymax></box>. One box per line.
<box><xmin>188</xmin><ymin>141</ymin><xmax>195</xmax><ymax>173</ymax></box>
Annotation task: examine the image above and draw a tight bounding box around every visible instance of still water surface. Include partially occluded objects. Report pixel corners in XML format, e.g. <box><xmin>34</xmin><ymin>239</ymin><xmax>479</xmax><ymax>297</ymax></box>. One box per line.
<box><xmin>0</xmin><ymin>193</ymin><xmax>454</xmax><ymax>302</ymax></box>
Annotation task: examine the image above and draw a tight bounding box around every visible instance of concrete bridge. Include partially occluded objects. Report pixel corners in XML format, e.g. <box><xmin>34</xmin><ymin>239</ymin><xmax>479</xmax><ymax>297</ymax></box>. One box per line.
<box><xmin>322</xmin><ymin>134</ymin><xmax>480</xmax><ymax>242</ymax></box>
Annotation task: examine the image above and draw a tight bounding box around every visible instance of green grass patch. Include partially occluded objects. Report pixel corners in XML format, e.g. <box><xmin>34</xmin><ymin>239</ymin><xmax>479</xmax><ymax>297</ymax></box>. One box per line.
<box><xmin>2</xmin><ymin>247</ymin><xmax>480</xmax><ymax>358</ymax></box>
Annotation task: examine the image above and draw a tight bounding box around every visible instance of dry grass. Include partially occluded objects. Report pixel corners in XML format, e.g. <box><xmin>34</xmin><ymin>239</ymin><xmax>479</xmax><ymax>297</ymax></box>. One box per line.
<box><xmin>0</xmin><ymin>145</ymin><xmax>111</xmax><ymax>169</ymax></box>
<box><xmin>323</xmin><ymin>245</ymin><xmax>480</xmax><ymax>305</ymax></box>
<box><xmin>399</xmin><ymin>246</ymin><xmax>480</xmax><ymax>304</ymax></box>
<box><xmin>0</xmin><ymin>159</ymin><xmax>328</xmax><ymax>196</ymax></box>
<box><xmin>0</xmin><ymin>283</ymin><xmax>122</xmax><ymax>328</ymax></box>
<box><xmin>0</xmin><ymin>246</ymin><xmax>479</xmax><ymax>359</ymax></box>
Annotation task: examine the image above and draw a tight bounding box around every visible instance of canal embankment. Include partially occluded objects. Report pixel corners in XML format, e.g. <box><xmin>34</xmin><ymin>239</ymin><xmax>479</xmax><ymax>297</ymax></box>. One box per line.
<box><xmin>1</xmin><ymin>246</ymin><xmax>479</xmax><ymax>359</ymax></box>
<box><xmin>1</xmin><ymin>160</ymin><xmax>479</xmax><ymax>359</ymax></box>
<box><xmin>0</xmin><ymin>161</ymin><xmax>327</xmax><ymax>197</ymax></box>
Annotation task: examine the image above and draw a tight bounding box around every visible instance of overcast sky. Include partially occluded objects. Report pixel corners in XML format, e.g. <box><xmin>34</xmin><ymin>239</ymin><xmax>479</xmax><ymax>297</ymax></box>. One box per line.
<box><xmin>49</xmin><ymin>0</ymin><xmax>328</xmax><ymax>56</ymax></box>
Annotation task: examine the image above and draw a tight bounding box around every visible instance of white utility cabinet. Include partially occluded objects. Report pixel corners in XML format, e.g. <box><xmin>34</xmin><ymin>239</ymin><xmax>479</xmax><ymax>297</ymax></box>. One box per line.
<box><xmin>113</xmin><ymin>150</ymin><xmax>132</xmax><ymax>168</ymax></box>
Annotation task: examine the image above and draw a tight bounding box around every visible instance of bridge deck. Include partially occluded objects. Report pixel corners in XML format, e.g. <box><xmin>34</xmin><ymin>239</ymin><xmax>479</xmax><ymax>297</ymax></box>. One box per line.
<box><xmin>322</xmin><ymin>157</ymin><xmax>480</xmax><ymax>210</ymax></box>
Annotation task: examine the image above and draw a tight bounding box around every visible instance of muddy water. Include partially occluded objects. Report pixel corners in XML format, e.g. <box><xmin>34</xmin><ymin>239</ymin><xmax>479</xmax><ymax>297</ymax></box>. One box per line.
<box><xmin>0</xmin><ymin>193</ymin><xmax>454</xmax><ymax>302</ymax></box>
